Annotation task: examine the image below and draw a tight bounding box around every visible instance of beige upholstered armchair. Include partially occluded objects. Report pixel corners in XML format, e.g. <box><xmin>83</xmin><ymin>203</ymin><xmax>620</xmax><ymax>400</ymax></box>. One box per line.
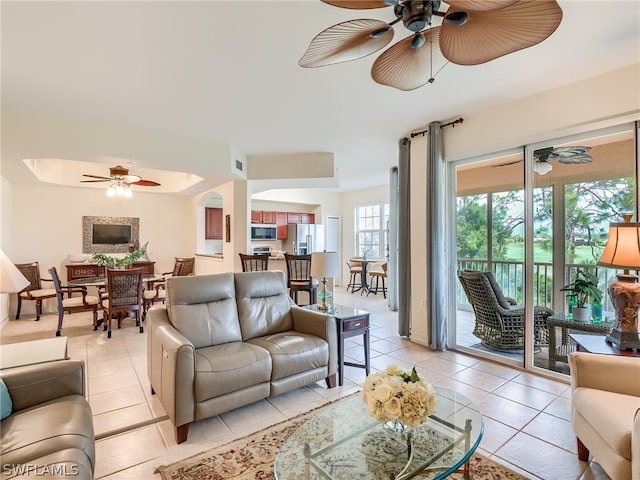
<box><xmin>457</xmin><ymin>270</ymin><xmax>552</xmax><ymax>350</ymax></box>
<box><xmin>569</xmin><ymin>352</ymin><xmax>640</xmax><ymax>480</ymax></box>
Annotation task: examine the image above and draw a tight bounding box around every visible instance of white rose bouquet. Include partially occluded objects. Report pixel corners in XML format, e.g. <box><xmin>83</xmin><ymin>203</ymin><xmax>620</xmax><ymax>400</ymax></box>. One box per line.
<box><xmin>362</xmin><ymin>364</ymin><xmax>437</xmax><ymax>428</ymax></box>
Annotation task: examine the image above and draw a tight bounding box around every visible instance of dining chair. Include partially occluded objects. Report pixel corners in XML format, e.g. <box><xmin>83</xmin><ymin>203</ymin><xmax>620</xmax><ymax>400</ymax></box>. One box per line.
<box><xmin>346</xmin><ymin>258</ymin><xmax>364</xmax><ymax>293</ymax></box>
<box><xmin>15</xmin><ymin>262</ymin><xmax>57</xmax><ymax>321</ymax></box>
<box><xmin>48</xmin><ymin>267</ymin><xmax>100</xmax><ymax>337</ymax></box>
<box><xmin>367</xmin><ymin>262</ymin><xmax>388</xmax><ymax>298</ymax></box>
<box><xmin>284</xmin><ymin>253</ymin><xmax>318</xmax><ymax>306</ymax></box>
<box><xmin>142</xmin><ymin>257</ymin><xmax>195</xmax><ymax>318</ymax></box>
<box><xmin>102</xmin><ymin>268</ymin><xmax>144</xmax><ymax>338</ymax></box>
<box><xmin>239</xmin><ymin>253</ymin><xmax>269</xmax><ymax>272</ymax></box>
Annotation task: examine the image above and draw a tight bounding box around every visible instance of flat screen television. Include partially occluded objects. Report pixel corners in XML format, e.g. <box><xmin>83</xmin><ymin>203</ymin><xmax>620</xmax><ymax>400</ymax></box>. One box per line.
<box><xmin>92</xmin><ymin>224</ymin><xmax>132</xmax><ymax>245</ymax></box>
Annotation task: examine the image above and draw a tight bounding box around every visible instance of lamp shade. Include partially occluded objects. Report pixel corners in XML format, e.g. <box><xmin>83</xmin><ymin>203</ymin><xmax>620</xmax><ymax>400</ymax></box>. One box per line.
<box><xmin>597</xmin><ymin>222</ymin><xmax>640</xmax><ymax>269</ymax></box>
<box><xmin>0</xmin><ymin>249</ymin><xmax>29</xmax><ymax>293</ymax></box>
<box><xmin>311</xmin><ymin>252</ymin><xmax>339</xmax><ymax>279</ymax></box>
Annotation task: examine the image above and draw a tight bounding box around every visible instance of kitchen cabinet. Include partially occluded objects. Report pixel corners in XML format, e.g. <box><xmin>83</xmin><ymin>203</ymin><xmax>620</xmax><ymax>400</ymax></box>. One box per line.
<box><xmin>251</xmin><ymin>210</ymin><xmax>276</xmax><ymax>224</ymax></box>
<box><xmin>275</xmin><ymin>212</ymin><xmax>288</xmax><ymax>240</ymax></box>
<box><xmin>287</xmin><ymin>212</ymin><xmax>315</xmax><ymax>224</ymax></box>
<box><xmin>205</xmin><ymin>207</ymin><xmax>223</xmax><ymax>240</ymax></box>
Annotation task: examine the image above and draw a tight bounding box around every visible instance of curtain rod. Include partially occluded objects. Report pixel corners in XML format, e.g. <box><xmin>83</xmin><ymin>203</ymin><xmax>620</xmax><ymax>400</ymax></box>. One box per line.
<box><xmin>410</xmin><ymin>117</ymin><xmax>464</xmax><ymax>138</ymax></box>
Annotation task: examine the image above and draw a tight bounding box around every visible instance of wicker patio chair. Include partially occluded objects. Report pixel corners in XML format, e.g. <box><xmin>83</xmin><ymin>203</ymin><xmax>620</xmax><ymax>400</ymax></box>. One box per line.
<box><xmin>239</xmin><ymin>253</ymin><xmax>269</xmax><ymax>272</ymax></box>
<box><xmin>457</xmin><ymin>270</ymin><xmax>552</xmax><ymax>351</ymax></box>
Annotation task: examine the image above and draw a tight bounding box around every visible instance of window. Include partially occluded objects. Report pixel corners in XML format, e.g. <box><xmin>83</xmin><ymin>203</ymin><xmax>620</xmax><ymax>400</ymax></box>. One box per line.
<box><xmin>355</xmin><ymin>203</ymin><xmax>389</xmax><ymax>259</ymax></box>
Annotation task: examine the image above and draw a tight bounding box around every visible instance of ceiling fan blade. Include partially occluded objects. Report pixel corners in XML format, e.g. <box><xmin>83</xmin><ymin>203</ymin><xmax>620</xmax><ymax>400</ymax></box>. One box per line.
<box><xmin>444</xmin><ymin>0</ymin><xmax>519</xmax><ymax>13</ymax></box>
<box><xmin>371</xmin><ymin>28</ymin><xmax>447</xmax><ymax>91</ymax></box>
<box><xmin>81</xmin><ymin>179</ymin><xmax>111</xmax><ymax>183</ymax></box>
<box><xmin>492</xmin><ymin>159</ymin><xmax>522</xmax><ymax>167</ymax></box>
<box><xmin>555</xmin><ymin>154</ymin><xmax>593</xmax><ymax>165</ymax></box>
<box><xmin>439</xmin><ymin>0</ymin><xmax>562</xmax><ymax>66</ymax></box>
<box><xmin>551</xmin><ymin>146</ymin><xmax>592</xmax><ymax>156</ymax></box>
<box><xmin>299</xmin><ymin>19</ymin><xmax>394</xmax><ymax>68</ymax></box>
<box><xmin>321</xmin><ymin>0</ymin><xmax>391</xmax><ymax>9</ymax></box>
<box><xmin>122</xmin><ymin>174</ymin><xmax>142</xmax><ymax>183</ymax></box>
<box><xmin>131</xmin><ymin>179</ymin><xmax>161</xmax><ymax>187</ymax></box>
<box><xmin>82</xmin><ymin>174</ymin><xmax>111</xmax><ymax>180</ymax></box>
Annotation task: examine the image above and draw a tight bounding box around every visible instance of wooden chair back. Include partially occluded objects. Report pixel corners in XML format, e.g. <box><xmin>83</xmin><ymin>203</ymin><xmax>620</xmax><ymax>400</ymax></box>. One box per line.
<box><xmin>239</xmin><ymin>253</ymin><xmax>269</xmax><ymax>272</ymax></box>
<box><xmin>106</xmin><ymin>268</ymin><xmax>144</xmax><ymax>311</ymax></box>
<box><xmin>15</xmin><ymin>262</ymin><xmax>44</xmax><ymax>292</ymax></box>
<box><xmin>284</xmin><ymin>253</ymin><xmax>313</xmax><ymax>286</ymax></box>
<box><xmin>172</xmin><ymin>257</ymin><xmax>195</xmax><ymax>276</ymax></box>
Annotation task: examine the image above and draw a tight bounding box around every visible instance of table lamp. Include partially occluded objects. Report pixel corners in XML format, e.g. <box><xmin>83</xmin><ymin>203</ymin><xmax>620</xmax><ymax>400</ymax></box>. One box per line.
<box><xmin>597</xmin><ymin>214</ymin><xmax>640</xmax><ymax>350</ymax></box>
<box><xmin>0</xmin><ymin>249</ymin><xmax>29</xmax><ymax>294</ymax></box>
<box><xmin>311</xmin><ymin>252</ymin><xmax>339</xmax><ymax>311</ymax></box>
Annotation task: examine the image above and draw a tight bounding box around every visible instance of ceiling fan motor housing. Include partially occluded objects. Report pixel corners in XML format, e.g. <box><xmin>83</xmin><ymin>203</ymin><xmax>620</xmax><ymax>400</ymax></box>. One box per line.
<box><xmin>399</xmin><ymin>0</ymin><xmax>433</xmax><ymax>32</ymax></box>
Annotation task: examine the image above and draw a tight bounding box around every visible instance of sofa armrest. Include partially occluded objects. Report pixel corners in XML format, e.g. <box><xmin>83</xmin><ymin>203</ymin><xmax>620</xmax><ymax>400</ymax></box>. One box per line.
<box><xmin>633</xmin><ymin>408</ymin><xmax>640</xmax><ymax>480</ymax></box>
<box><xmin>0</xmin><ymin>359</ymin><xmax>85</xmax><ymax>411</ymax></box>
<box><xmin>569</xmin><ymin>352</ymin><xmax>640</xmax><ymax>397</ymax></box>
<box><xmin>147</xmin><ymin>306</ymin><xmax>196</xmax><ymax>428</ymax></box>
<box><xmin>290</xmin><ymin>305</ymin><xmax>338</xmax><ymax>376</ymax></box>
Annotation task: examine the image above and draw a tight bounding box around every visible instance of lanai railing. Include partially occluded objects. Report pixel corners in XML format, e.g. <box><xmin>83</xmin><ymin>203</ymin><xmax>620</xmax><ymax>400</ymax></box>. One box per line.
<box><xmin>457</xmin><ymin>259</ymin><xmax>618</xmax><ymax>313</ymax></box>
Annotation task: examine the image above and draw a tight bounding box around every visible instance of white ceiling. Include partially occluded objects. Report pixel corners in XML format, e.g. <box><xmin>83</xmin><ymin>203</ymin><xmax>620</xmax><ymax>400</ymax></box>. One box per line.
<box><xmin>2</xmin><ymin>1</ymin><xmax>639</xmax><ymax>194</ymax></box>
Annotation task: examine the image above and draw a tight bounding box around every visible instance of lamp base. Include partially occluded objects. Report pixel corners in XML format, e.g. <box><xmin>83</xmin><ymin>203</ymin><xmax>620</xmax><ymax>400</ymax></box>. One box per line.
<box><xmin>606</xmin><ymin>328</ymin><xmax>640</xmax><ymax>350</ymax></box>
<box><xmin>317</xmin><ymin>302</ymin><xmax>329</xmax><ymax>312</ymax></box>
<box><xmin>607</xmin><ymin>274</ymin><xmax>640</xmax><ymax>350</ymax></box>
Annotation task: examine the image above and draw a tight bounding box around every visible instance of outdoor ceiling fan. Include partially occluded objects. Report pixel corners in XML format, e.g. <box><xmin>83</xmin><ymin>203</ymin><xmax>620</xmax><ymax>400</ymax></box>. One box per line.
<box><xmin>299</xmin><ymin>0</ymin><xmax>563</xmax><ymax>91</ymax></box>
<box><xmin>81</xmin><ymin>165</ymin><xmax>160</xmax><ymax>197</ymax></box>
<box><xmin>493</xmin><ymin>146</ymin><xmax>593</xmax><ymax>175</ymax></box>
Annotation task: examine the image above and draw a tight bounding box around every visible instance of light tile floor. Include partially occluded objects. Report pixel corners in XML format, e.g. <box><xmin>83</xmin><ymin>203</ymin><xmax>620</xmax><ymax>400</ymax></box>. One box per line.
<box><xmin>1</xmin><ymin>288</ymin><xmax>611</xmax><ymax>480</ymax></box>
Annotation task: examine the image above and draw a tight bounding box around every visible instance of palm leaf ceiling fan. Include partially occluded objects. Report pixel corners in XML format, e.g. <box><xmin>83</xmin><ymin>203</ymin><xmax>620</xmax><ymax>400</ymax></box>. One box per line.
<box><xmin>81</xmin><ymin>165</ymin><xmax>161</xmax><ymax>187</ymax></box>
<box><xmin>299</xmin><ymin>0</ymin><xmax>563</xmax><ymax>91</ymax></box>
<box><xmin>493</xmin><ymin>146</ymin><xmax>593</xmax><ymax>175</ymax></box>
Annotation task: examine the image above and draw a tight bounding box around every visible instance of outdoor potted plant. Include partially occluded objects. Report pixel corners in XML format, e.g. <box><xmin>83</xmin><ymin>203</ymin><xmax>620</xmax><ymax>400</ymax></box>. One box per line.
<box><xmin>561</xmin><ymin>269</ymin><xmax>603</xmax><ymax>322</ymax></box>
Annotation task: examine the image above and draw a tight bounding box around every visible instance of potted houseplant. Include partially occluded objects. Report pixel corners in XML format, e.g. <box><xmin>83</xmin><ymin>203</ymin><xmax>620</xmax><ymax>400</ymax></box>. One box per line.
<box><xmin>561</xmin><ymin>269</ymin><xmax>603</xmax><ymax>322</ymax></box>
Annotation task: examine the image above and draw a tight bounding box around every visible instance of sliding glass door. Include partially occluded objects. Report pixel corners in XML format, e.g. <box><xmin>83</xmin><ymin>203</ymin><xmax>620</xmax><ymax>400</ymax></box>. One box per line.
<box><xmin>451</xmin><ymin>122</ymin><xmax>637</xmax><ymax>374</ymax></box>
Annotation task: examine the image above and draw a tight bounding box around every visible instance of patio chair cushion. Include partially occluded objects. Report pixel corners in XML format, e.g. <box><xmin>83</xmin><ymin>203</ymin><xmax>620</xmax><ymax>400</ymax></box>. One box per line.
<box><xmin>484</xmin><ymin>271</ymin><xmax>512</xmax><ymax>309</ymax></box>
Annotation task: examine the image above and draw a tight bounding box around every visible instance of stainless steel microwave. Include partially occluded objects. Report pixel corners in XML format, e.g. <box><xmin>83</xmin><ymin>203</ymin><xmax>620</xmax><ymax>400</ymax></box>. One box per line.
<box><xmin>251</xmin><ymin>224</ymin><xmax>277</xmax><ymax>240</ymax></box>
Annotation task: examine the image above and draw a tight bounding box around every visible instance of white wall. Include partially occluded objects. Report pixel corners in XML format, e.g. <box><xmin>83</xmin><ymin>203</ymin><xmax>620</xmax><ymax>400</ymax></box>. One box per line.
<box><xmin>6</xmin><ymin>183</ymin><xmax>194</xmax><ymax>316</ymax></box>
<box><xmin>409</xmin><ymin>64</ymin><xmax>640</xmax><ymax>346</ymax></box>
<box><xmin>340</xmin><ymin>185</ymin><xmax>389</xmax><ymax>286</ymax></box>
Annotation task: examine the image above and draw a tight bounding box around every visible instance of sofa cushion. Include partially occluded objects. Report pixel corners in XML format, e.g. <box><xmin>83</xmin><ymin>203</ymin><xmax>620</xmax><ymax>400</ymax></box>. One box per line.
<box><xmin>1</xmin><ymin>448</ymin><xmax>94</xmax><ymax>479</ymax></box>
<box><xmin>167</xmin><ymin>273</ymin><xmax>242</xmax><ymax>348</ymax></box>
<box><xmin>247</xmin><ymin>332</ymin><xmax>329</xmax><ymax>381</ymax></box>
<box><xmin>194</xmin><ymin>342</ymin><xmax>271</xmax><ymax>403</ymax></box>
<box><xmin>0</xmin><ymin>395</ymin><xmax>94</xmax><ymax>469</ymax></box>
<box><xmin>235</xmin><ymin>271</ymin><xmax>294</xmax><ymax>341</ymax></box>
<box><xmin>573</xmin><ymin>387</ymin><xmax>637</xmax><ymax>460</ymax></box>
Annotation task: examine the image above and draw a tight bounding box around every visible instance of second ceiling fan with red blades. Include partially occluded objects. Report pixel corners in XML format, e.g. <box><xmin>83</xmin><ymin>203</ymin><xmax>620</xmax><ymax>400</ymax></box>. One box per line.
<box><xmin>299</xmin><ymin>0</ymin><xmax>563</xmax><ymax>91</ymax></box>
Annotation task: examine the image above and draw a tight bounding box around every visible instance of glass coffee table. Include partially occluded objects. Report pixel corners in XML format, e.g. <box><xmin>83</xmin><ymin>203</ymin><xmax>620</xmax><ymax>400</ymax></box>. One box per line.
<box><xmin>274</xmin><ymin>387</ymin><xmax>483</xmax><ymax>480</ymax></box>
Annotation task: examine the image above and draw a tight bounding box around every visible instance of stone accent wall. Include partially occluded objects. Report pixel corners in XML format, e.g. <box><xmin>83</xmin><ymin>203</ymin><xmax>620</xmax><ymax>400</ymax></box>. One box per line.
<box><xmin>82</xmin><ymin>216</ymin><xmax>140</xmax><ymax>253</ymax></box>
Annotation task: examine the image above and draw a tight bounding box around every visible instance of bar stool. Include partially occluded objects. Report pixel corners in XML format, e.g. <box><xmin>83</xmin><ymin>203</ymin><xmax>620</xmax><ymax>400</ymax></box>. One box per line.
<box><xmin>346</xmin><ymin>258</ymin><xmax>363</xmax><ymax>293</ymax></box>
<box><xmin>367</xmin><ymin>262</ymin><xmax>388</xmax><ymax>298</ymax></box>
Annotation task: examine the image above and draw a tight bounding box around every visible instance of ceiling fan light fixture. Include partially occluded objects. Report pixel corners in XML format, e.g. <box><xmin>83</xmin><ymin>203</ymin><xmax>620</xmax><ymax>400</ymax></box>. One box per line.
<box><xmin>123</xmin><ymin>187</ymin><xmax>133</xmax><ymax>198</ymax></box>
<box><xmin>411</xmin><ymin>32</ymin><xmax>426</xmax><ymax>49</ymax></box>
<box><xmin>444</xmin><ymin>11</ymin><xmax>469</xmax><ymax>27</ymax></box>
<box><xmin>534</xmin><ymin>161</ymin><xmax>553</xmax><ymax>175</ymax></box>
<box><xmin>106</xmin><ymin>186</ymin><xmax>116</xmax><ymax>197</ymax></box>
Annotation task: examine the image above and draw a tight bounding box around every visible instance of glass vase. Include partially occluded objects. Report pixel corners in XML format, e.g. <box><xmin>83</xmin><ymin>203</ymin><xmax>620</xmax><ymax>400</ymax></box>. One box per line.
<box><xmin>383</xmin><ymin>418</ymin><xmax>409</xmax><ymax>434</ymax></box>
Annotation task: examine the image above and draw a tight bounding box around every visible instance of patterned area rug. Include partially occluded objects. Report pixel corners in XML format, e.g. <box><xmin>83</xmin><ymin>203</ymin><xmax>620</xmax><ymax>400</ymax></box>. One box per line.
<box><xmin>155</xmin><ymin>395</ymin><xmax>530</xmax><ymax>480</ymax></box>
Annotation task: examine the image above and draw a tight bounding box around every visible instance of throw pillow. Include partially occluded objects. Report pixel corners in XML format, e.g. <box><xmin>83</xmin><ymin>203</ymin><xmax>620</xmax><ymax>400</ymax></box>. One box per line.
<box><xmin>0</xmin><ymin>378</ymin><xmax>12</xmax><ymax>420</ymax></box>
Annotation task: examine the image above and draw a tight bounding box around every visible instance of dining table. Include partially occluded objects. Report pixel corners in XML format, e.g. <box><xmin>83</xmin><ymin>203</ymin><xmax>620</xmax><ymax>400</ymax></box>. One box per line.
<box><xmin>350</xmin><ymin>258</ymin><xmax>385</xmax><ymax>295</ymax></box>
<box><xmin>68</xmin><ymin>273</ymin><xmax>165</xmax><ymax>288</ymax></box>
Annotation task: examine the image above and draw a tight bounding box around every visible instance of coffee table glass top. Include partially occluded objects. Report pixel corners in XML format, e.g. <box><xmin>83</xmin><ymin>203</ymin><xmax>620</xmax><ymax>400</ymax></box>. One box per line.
<box><xmin>274</xmin><ymin>387</ymin><xmax>483</xmax><ymax>480</ymax></box>
<box><xmin>303</xmin><ymin>304</ymin><xmax>368</xmax><ymax>319</ymax></box>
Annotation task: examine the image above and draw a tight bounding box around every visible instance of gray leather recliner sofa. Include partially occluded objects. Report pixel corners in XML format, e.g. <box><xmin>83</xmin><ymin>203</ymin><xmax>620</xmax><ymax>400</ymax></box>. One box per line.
<box><xmin>0</xmin><ymin>360</ymin><xmax>95</xmax><ymax>479</ymax></box>
<box><xmin>147</xmin><ymin>270</ymin><xmax>338</xmax><ymax>443</ymax></box>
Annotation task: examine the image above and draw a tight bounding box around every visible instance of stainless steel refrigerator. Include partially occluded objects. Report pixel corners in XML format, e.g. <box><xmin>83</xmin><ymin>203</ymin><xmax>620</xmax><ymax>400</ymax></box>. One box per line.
<box><xmin>286</xmin><ymin>224</ymin><xmax>324</xmax><ymax>255</ymax></box>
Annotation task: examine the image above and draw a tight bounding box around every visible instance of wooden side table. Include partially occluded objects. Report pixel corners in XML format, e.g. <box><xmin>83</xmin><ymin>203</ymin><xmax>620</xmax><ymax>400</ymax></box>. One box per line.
<box><xmin>304</xmin><ymin>304</ymin><xmax>370</xmax><ymax>386</ymax></box>
<box><xmin>569</xmin><ymin>333</ymin><xmax>640</xmax><ymax>356</ymax></box>
<box><xmin>546</xmin><ymin>313</ymin><xmax>615</xmax><ymax>369</ymax></box>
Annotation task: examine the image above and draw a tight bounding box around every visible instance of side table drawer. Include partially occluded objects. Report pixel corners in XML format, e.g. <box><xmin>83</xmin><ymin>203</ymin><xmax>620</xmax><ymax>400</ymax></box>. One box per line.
<box><xmin>342</xmin><ymin>315</ymin><xmax>369</xmax><ymax>332</ymax></box>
